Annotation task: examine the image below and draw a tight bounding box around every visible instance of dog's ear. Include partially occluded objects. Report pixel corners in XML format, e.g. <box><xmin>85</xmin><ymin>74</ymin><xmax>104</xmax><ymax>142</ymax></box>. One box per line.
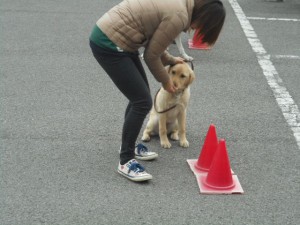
<box><xmin>167</xmin><ymin>64</ymin><xmax>176</xmax><ymax>74</ymax></box>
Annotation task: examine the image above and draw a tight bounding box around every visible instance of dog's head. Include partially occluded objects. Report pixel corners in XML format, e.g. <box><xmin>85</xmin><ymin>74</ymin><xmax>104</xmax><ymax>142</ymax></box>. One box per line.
<box><xmin>167</xmin><ymin>62</ymin><xmax>195</xmax><ymax>91</ymax></box>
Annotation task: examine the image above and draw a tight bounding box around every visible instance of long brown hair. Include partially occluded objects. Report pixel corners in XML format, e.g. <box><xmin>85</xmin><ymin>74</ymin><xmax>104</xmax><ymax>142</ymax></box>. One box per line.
<box><xmin>191</xmin><ymin>0</ymin><xmax>226</xmax><ymax>45</ymax></box>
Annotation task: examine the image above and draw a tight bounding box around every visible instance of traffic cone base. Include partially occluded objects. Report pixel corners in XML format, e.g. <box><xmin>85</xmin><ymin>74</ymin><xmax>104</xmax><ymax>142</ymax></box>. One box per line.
<box><xmin>187</xmin><ymin>160</ymin><xmax>243</xmax><ymax>194</ymax></box>
<box><xmin>198</xmin><ymin>174</ymin><xmax>244</xmax><ymax>194</ymax></box>
<box><xmin>188</xmin><ymin>39</ymin><xmax>211</xmax><ymax>50</ymax></box>
<box><xmin>187</xmin><ymin>159</ymin><xmax>207</xmax><ymax>175</ymax></box>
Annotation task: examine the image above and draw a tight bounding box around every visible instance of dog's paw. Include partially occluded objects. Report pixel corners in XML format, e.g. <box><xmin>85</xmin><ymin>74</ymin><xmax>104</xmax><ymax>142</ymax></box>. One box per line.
<box><xmin>170</xmin><ymin>132</ymin><xmax>179</xmax><ymax>141</ymax></box>
<box><xmin>161</xmin><ymin>141</ymin><xmax>172</xmax><ymax>149</ymax></box>
<box><xmin>141</xmin><ymin>134</ymin><xmax>151</xmax><ymax>142</ymax></box>
<box><xmin>180</xmin><ymin>140</ymin><xmax>189</xmax><ymax>148</ymax></box>
<box><xmin>181</xmin><ymin>53</ymin><xmax>194</xmax><ymax>62</ymax></box>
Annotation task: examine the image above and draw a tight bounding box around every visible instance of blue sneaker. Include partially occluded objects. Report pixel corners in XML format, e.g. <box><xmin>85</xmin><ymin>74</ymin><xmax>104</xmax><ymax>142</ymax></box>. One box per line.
<box><xmin>135</xmin><ymin>143</ymin><xmax>158</xmax><ymax>161</ymax></box>
<box><xmin>117</xmin><ymin>159</ymin><xmax>152</xmax><ymax>182</ymax></box>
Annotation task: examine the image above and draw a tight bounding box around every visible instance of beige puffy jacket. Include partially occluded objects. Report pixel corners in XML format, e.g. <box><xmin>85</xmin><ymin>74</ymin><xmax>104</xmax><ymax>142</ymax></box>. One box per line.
<box><xmin>96</xmin><ymin>0</ymin><xmax>194</xmax><ymax>84</ymax></box>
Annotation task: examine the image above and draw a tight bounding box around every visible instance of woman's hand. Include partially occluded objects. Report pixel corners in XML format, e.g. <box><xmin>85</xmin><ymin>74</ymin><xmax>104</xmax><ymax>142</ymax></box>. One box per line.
<box><xmin>162</xmin><ymin>57</ymin><xmax>185</xmax><ymax>93</ymax></box>
<box><xmin>162</xmin><ymin>79</ymin><xmax>177</xmax><ymax>93</ymax></box>
<box><xmin>173</xmin><ymin>57</ymin><xmax>185</xmax><ymax>64</ymax></box>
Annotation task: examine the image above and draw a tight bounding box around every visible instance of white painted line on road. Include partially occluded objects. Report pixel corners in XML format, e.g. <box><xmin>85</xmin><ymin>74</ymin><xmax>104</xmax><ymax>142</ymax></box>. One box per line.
<box><xmin>273</xmin><ymin>55</ymin><xmax>300</xmax><ymax>60</ymax></box>
<box><xmin>229</xmin><ymin>0</ymin><xmax>300</xmax><ymax>149</ymax></box>
<box><xmin>247</xmin><ymin>17</ymin><xmax>300</xmax><ymax>22</ymax></box>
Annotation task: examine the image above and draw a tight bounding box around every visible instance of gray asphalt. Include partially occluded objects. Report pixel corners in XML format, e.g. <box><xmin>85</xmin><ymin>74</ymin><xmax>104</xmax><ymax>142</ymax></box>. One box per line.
<box><xmin>1</xmin><ymin>0</ymin><xmax>300</xmax><ymax>224</ymax></box>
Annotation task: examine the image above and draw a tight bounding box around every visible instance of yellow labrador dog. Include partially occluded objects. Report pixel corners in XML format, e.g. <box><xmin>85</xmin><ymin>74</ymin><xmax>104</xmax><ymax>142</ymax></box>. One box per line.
<box><xmin>142</xmin><ymin>62</ymin><xmax>195</xmax><ymax>148</ymax></box>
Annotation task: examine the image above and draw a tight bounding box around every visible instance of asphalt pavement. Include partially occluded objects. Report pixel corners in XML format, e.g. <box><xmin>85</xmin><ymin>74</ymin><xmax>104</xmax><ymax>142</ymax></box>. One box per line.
<box><xmin>1</xmin><ymin>0</ymin><xmax>299</xmax><ymax>224</ymax></box>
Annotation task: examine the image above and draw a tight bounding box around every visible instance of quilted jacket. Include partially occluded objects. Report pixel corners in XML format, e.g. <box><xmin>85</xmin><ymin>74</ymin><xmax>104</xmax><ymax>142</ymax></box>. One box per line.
<box><xmin>96</xmin><ymin>0</ymin><xmax>194</xmax><ymax>83</ymax></box>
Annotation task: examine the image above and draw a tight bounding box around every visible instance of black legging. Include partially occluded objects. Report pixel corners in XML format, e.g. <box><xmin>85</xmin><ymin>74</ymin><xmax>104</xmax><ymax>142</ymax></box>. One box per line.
<box><xmin>90</xmin><ymin>41</ymin><xmax>152</xmax><ymax>164</ymax></box>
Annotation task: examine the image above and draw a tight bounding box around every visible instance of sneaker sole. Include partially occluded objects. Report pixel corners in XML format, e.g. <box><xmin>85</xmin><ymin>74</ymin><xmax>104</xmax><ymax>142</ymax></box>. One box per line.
<box><xmin>135</xmin><ymin>154</ymin><xmax>158</xmax><ymax>161</ymax></box>
<box><xmin>117</xmin><ymin>170</ymin><xmax>153</xmax><ymax>182</ymax></box>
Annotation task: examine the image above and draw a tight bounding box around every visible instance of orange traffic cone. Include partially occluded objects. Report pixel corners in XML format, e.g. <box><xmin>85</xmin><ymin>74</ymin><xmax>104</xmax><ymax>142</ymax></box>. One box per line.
<box><xmin>204</xmin><ymin>139</ymin><xmax>235</xmax><ymax>189</ymax></box>
<box><xmin>194</xmin><ymin>124</ymin><xmax>218</xmax><ymax>172</ymax></box>
<box><xmin>188</xmin><ymin>29</ymin><xmax>211</xmax><ymax>50</ymax></box>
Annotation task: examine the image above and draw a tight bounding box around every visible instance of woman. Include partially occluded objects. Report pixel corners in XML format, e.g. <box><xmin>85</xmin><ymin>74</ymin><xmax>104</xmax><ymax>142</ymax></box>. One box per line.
<box><xmin>89</xmin><ymin>0</ymin><xmax>226</xmax><ymax>182</ymax></box>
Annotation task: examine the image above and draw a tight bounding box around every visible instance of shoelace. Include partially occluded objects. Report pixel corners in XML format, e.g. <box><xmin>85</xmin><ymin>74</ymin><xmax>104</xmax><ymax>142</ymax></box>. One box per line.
<box><xmin>136</xmin><ymin>143</ymin><xmax>149</xmax><ymax>155</ymax></box>
<box><xmin>128</xmin><ymin>162</ymin><xmax>145</xmax><ymax>173</ymax></box>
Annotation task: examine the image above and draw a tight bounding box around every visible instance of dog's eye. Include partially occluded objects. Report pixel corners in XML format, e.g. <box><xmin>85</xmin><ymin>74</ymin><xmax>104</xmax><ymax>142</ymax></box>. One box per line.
<box><xmin>180</xmin><ymin>74</ymin><xmax>186</xmax><ymax>78</ymax></box>
<box><xmin>172</xmin><ymin>70</ymin><xmax>176</xmax><ymax>75</ymax></box>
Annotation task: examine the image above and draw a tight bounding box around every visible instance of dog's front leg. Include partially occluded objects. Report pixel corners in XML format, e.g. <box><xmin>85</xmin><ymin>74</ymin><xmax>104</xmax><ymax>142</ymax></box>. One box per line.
<box><xmin>159</xmin><ymin>114</ymin><xmax>172</xmax><ymax>149</ymax></box>
<box><xmin>178</xmin><ymin>110</ymin><xmax>189</xmax><ymax>148</ymax></box>
<box><xmin>175</xmin><ymin>35</ymin><xmax>194</xmax><ymax>61</ymax></box>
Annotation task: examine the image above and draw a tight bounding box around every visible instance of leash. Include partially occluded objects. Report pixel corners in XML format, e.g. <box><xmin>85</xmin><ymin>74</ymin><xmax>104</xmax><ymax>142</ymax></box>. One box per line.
<box><xmin>188</xmin><ymin>60</ymin><xmax>194</xmax><ymax>71</ymax></box>
<box><xmin>154</xmin><ymin>88</ymin><xmax>178</xmax><ymax>114</ymax></box>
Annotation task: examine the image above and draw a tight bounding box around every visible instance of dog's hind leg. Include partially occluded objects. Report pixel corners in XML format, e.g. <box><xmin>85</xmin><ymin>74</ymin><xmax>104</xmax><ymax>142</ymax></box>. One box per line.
<box><xmin>142</xmin><ymin>122</ymin><xmax>153</xmax><ymax>142</ymax></box>
<box><xmin>142</xmin><ymin>113</ymin><xmax>157</xmax><ymax>142</ymax></box>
